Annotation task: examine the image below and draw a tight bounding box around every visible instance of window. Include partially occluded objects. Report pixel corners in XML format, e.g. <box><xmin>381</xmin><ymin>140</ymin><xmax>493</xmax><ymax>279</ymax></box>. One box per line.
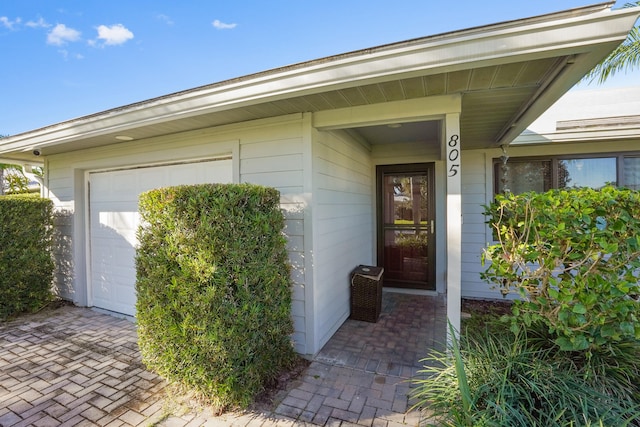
<box><xmin>494</xmin><ymin>153</ymin><xmax>640</xmax><ymax>194</ymax></box>
<box><xmin>559</xmin><ymin>157</ymin><xmax>617</xmax><ymax>189</ymax></box>
<box><xmin>623</xmin><ymin>157</ymin><xmax>640</xmax><ymax>190</ymax></box>
<box><xmin>496</xmin><ymin>160</ymin><xmax>552</xmax><ymax>194</ymax></box>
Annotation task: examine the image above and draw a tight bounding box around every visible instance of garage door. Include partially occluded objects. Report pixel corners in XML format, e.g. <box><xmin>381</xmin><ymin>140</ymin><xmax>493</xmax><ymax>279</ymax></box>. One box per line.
<box><xmin>89</xmin><ymin>159</ymin><xmax>233</xmax><ymax>316</ymax></box>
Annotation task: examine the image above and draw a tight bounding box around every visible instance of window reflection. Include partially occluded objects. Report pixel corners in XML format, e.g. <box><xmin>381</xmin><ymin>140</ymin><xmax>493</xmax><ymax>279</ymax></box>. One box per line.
<box><xmin>384</xmin><ymin>174</ymin><xmax>428</xmax><ymax>225</ymax></box>
<box><xmin>559</xmin><ymin>158</ymin><xmax>616</xmax><ymax>189</ymax></box>
<box><xmin>496</xmin><ymin>156</ymin><xmax>624</xmax><ymax>195</ymax></box>
<box><xmin>497</xmin><ymin>160</ymin><xmax>551</xmax><ymax>194</ymax></box>
<box><xmin>381</xmin><ymin>171</ymin><xmax>431</xmax><ymax>287</ymax></box>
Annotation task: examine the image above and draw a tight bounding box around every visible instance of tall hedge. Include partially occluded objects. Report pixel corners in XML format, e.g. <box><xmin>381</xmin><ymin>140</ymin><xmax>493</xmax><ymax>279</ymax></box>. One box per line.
<box><xmin>135</xmin><ymin>183</ymin><xmax>296</xmax><ymax>410</ymax></box>
<box><xmin>0</xmin><ymin>195</ymin><xmax>54</xmax><ymax>319</ymax></box>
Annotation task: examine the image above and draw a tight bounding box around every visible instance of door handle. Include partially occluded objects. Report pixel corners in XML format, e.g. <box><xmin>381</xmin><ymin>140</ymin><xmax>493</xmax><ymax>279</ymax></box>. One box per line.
<box><xmin>431</xmin><ymin>219</ymin><xmax>434</xmax><ymax>234</ymax></box>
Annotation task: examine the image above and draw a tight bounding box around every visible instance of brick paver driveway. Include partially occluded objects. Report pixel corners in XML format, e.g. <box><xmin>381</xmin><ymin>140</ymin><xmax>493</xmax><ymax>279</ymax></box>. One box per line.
<box><xmin>0</xmin><ymin>305</ymin><xmax>167</xmax><ymax>426</ymax></box>
<box><xmin>0</xmin><ymin>293</ymin><xmax>444</xmax><ymax>426</ymax></box>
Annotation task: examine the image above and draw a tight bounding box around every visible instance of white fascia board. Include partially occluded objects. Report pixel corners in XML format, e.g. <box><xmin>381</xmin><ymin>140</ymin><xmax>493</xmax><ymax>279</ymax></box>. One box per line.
<box><xmin>514</xmin><ymin>126</ymin><xmax>640</xmax><ymax>145</ymax></box>
<box><xmin>493</xmin><ymin>8</ymin><xmax>640</xmax><ymax>145</ymax></box>
<box><xmin>2</xmin><ymin>4</ymin><xmax>638</xmax><ymax>154</ymax></box>
<box><xmin>0</xmin><ymin>157</ymin><xmax>43</xmax><ymax>167</ymax></box>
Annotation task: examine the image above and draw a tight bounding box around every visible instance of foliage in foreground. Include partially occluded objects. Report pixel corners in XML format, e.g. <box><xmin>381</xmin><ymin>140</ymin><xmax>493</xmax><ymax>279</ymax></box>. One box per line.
<box><xmin>0</xmin><ymin>195</ymin><xmax>54</xmax><ymax>319</ymax></box>
<box><xmin>482</xmin><ymin>186</ymin><xmax>640</xmax><ymax>353</ymax></box>
<box><xmin>412</xmin><ymin>186</ymin><xmax>640</xmax><ymax>426</ymax></box>
<box><xmin>136</xmin><ymin>183</ymin><xmax>296</xmax><ymax>411</ymax></box>
<box><xmin>411</xmin><ymin>321</ymin><xmax>640</xmax><ymax>427</ymax></box>
<box><xmin>583</xmin><ymin>1</ymin><xmax>640</xmax><ymax>84</ymax></box>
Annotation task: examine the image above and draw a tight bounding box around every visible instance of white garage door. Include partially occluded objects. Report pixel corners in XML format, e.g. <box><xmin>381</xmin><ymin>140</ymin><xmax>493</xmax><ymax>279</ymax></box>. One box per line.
<box><xmin>89</xmin><ymin>159</ymin><xmax>233</xmax><ymax>316</ymax></box>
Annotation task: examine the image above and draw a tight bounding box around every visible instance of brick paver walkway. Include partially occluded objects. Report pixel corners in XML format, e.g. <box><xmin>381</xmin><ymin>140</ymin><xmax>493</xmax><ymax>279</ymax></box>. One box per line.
<box><xmin>0</xmin><ymin>306</ymin><xmax>166</xmax><ymax>426</ymax></box>
<box><xmin>0</xmin><ymin>292</ymin><xmax>445</xmax><ymax>426</ymax></box>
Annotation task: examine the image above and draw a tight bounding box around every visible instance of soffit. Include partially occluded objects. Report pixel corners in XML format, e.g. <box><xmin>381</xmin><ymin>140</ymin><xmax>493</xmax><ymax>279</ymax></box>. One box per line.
<box><xmin>6</xmin><ymin>57</ymin><xmax>558</xmax><ymax>159</ymax></box>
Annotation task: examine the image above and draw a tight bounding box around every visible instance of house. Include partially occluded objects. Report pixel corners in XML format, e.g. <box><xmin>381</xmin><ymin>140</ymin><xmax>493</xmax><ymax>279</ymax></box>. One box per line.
<box><xmin>0</xmin><ymin>4</ymin><xmax>638</xmax><ymax>358</ymax></box>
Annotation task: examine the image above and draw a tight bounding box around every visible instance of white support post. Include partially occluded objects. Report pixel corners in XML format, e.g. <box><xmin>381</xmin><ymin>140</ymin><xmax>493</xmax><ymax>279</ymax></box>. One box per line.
<box><xmin>445</xmin><ymin>113</ymin><xmax>462</xmax><ymax>342</ymax></box>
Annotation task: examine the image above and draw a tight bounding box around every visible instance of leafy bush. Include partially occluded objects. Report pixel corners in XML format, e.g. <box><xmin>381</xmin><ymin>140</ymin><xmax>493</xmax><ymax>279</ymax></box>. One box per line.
<box><xmin>135</xmin><ymin>183</ymin><xmax>296</xmax><ymax>410</ymax></box>
<box><xmin>411</xmin><ymin>322</ymin><xmax>640</xmax><ymax>427</ymax></box>
<box><xmin>482</xmin><ymin>186</ymin><xmax>640</xmax><ymax>352</ymax></box>
<box><xmin>411</xmin><ymin>187</ymin><xmax>640</xmax><ymax>424</ymax></box>
<box><xmin>0</xmin><ymin>195</ymin><xmax>54</xmax><ymax>319</ymax></box>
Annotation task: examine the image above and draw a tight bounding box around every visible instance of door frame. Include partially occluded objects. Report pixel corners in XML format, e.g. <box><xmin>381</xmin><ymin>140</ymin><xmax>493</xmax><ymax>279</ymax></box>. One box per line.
<box><xmin>376</xmin><ymin>163</ymin><xmax>436</xmax><ymax>290</ymax></box>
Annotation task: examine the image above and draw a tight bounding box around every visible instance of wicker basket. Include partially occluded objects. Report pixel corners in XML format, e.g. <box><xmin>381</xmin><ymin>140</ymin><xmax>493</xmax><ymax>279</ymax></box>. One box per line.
<box><xmin>350</xmin><ymin>265</ymin><xmax>384</xmax><ymax>323</ymax></box>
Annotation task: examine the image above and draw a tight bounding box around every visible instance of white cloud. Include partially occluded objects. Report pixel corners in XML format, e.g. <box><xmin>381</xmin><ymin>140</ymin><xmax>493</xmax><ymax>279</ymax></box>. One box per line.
<box><xmin>156</xmin><ymin>14</ymin><xmax>174</xmax><ymax>26</ymax></box>
<box><xmin>47</xmin><ymin>23</ymin><xmax>81</xmax><ymax>45</ymax></box>
<box><xmin>94</xmin><ymin>24</ymin><xmax>133</xmax><ymax>46</ymax></box>
<box><xmin>26</xmin><ymin>17</ymin><xmax>50</xmax><ymax>28</ymax></box>
<box><xmin>0</xmin><ymin>16</ymin><xmax>21</xmax><ymax>30</ymax></box>
<box><xmin>57</xmin><ymin>48</ymin><xmax>84</xmax><ymax>60</ymax></box>
<box><xmin>212</xmin><ymin>19</ymin><xmax>237</xmax><ymax>30</ymax></box>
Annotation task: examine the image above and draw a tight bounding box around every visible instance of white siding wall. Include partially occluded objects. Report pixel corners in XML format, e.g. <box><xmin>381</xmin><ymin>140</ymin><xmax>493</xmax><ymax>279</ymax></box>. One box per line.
<box><xmin>460</xmin><ymin>150</ymin><xmax>496</xmax><ymax>299</ymax></box>
<box><xmin>312</xmin><ymin>129</ymin><xmax>373</xmax><ymax>351</ymax></box>
<box><xmin>45</xmin><ymin>114</ymin><xmax>313</xmax><ymax>355</ymax></box>
<box><xmin>45</xmin><ymin>161</ymin><xmax>78</xmax><ymax>301</ymax></box>
<box><xmin>238</xmin><ymin>119</ymin><xmax>309</xmax><ymax>354</ymax></box>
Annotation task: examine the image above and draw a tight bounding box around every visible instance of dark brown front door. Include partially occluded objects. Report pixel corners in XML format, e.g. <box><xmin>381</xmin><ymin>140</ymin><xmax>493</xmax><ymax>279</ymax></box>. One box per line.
<box><xmin>377</xmin><ymin>164</ymin><xmax>435</xmax><ymax>290</ymax></box>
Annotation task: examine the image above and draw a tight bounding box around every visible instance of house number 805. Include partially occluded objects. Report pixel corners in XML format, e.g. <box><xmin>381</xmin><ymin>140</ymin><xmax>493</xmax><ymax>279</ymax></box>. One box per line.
<box><xmin>447</xmin><ymin>134</ymin><xmax>460</xmax><ymax>177</ymax></box>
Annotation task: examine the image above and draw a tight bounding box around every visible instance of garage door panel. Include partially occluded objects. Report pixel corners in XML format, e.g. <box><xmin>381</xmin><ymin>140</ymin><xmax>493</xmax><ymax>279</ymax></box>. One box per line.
<box><xmin>92</xmin><ymin>269</ymin><xmax>134</xmax><ymax>292</ymax></box>
<box><xmin>93</xmin><ymin>210</ymin><xmax>138</xmax><ymax>230</ymax></box>
<box><xmin>91</xmin><ymin>235</ymin><xmax>135</xmax><ymax>254</ymax></box>
<box><xmin>138</xmin><ymin>169</ymin><xmax>167</xmax><ymax>190</ymax></box>
<box><xmin>93</xmin><ymin>278</ymin><xmax>136</xmax><ymax>316</ymax></box>
<box><xmin>93</xmin><ymin>212</ymin><xmax>138</xmax><ymax>246</ymax></box>
<box><xmin>90</xmin><ymin>190</ymin><xmax>139</xmax><ymax>204</ymax></box>
<box><xmin>89</xmin><ymin>159</ymin><xmax>232</xmax><ymax>315</ymax></box>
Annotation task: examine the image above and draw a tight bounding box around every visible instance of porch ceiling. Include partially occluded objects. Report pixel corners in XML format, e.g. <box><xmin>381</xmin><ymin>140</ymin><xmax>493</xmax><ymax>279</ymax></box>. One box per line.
<box><xmin>307</xmin><ymin>57</ymin><xmax>564</xmax><ymax>148</ymax></box>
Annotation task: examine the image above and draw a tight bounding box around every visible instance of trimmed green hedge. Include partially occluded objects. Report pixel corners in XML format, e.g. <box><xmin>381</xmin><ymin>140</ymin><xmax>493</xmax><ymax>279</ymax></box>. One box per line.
<box><xmin>483</xmin><ymin>186</ymin><xmax>640</xmax><ymax>352</ymax></box>
<box><xmin>136</xmin><ymin>183</ymin><xmax>296</xmax><ymax>410</ymax></box>
<box><xmin>0</xmin><ymin>195</ymin><xmax>54</xmax><ymax>320</ymax></box>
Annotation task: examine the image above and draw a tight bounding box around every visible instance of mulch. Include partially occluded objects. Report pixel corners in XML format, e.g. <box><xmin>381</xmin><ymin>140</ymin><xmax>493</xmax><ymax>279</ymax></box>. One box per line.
<box><xmin>462</xmin><ymin>297</ymin><xmax>513</xmax><ymax>316</ymax></box>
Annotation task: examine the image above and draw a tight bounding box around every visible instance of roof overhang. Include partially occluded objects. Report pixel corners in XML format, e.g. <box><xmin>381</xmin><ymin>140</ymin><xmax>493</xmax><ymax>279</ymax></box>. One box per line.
<box><xmin>1</xmin><ymin>2</ymin><xmax>639</xmax><ymax>161</ymax></box>
<box><xmin>515</xmin><ymin>114</ymin><xmax>640</xmax><ymax>145</ymax></box>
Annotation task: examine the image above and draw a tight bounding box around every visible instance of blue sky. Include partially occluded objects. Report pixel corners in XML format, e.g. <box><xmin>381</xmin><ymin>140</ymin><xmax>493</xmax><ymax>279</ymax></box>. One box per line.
<box><xmin>1</xmin><ymin>1</ymin><xmax>639</xmax><ymax>136</ymax></box>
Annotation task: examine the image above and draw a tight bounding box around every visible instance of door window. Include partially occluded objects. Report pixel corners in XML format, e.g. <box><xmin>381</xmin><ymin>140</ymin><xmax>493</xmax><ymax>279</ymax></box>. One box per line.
<box><xmin>377</xmin><ymin>164</ymin><xmax>435</xmax><ymax>290</ymax></box>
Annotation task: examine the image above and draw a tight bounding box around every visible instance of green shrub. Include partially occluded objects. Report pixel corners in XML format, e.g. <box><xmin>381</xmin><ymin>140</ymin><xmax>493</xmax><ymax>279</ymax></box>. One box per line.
<box><xmin>482</xmin><ymin>186</ymin><xmax>640</xmax><ymax>352</ymax></box>
<box><xmin>414</xmin><ymin>186</ymin><xmax>640</xmax><ymax>426</ymax></box>
<box><xmin>411</xmin><ymin>322</ymin><xmax>640</xmax><ymax>427</ymax></box>
<box><xmin>135</xmin><ymin>183</ymin><xmax>296</xmax><ymax>410</ymax></box>
<box><xmin>0</xmin><ymin>195</ymin><xmax>54</xmax><ymax>319</ymax></box>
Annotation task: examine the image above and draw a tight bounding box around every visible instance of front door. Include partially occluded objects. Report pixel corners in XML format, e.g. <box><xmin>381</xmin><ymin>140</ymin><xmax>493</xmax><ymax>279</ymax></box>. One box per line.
<box><xmin>377</xmin><ymin>163</ymin><xmax>435</xmax><ymax>290</ymax></box>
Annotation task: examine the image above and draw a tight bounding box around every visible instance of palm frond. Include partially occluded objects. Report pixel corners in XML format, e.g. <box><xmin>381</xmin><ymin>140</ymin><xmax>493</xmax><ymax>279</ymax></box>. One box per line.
<box><xmin>583</xmin><ymin>1</ymin><xmax>640</xmax><ymax>84</ymax></box>
<box><xmin>584</xmin><ymin>26</ymin><xmax>640</xmax><ymax>84</ymax></box>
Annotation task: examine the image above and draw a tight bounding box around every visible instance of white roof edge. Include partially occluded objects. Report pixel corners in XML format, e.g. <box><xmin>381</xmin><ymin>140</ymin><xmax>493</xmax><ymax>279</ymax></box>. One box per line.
<box><xmin>1</xmin><ymin>2</ymin><xmax>638</xmax><ymax>154</ymax></box>
<box><xmin>0</xmin><ymin>158</ymin><xmax>43</xmax><ymax>167</ymax></box>
<box><xmin>514</xmin><ymin>117</ymin><xmax>640</xmax><ymax>144</ymax></box>
<box><xmin>496</xmin><ymin>5</ymin><xmax>640</xmax><ymax>145</ymax></box>
<box><xmin>513</xmin><ymin>127</ymin><xmax>640</xmax><ymax>145</ymax></box>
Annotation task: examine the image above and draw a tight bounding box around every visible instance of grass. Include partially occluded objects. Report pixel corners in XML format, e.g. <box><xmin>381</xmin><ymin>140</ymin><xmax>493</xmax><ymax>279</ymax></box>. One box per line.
<box><xmin>410</xmin><ymin>312</ymin><xmax>640</xmax><ymax>427</ymax></box>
